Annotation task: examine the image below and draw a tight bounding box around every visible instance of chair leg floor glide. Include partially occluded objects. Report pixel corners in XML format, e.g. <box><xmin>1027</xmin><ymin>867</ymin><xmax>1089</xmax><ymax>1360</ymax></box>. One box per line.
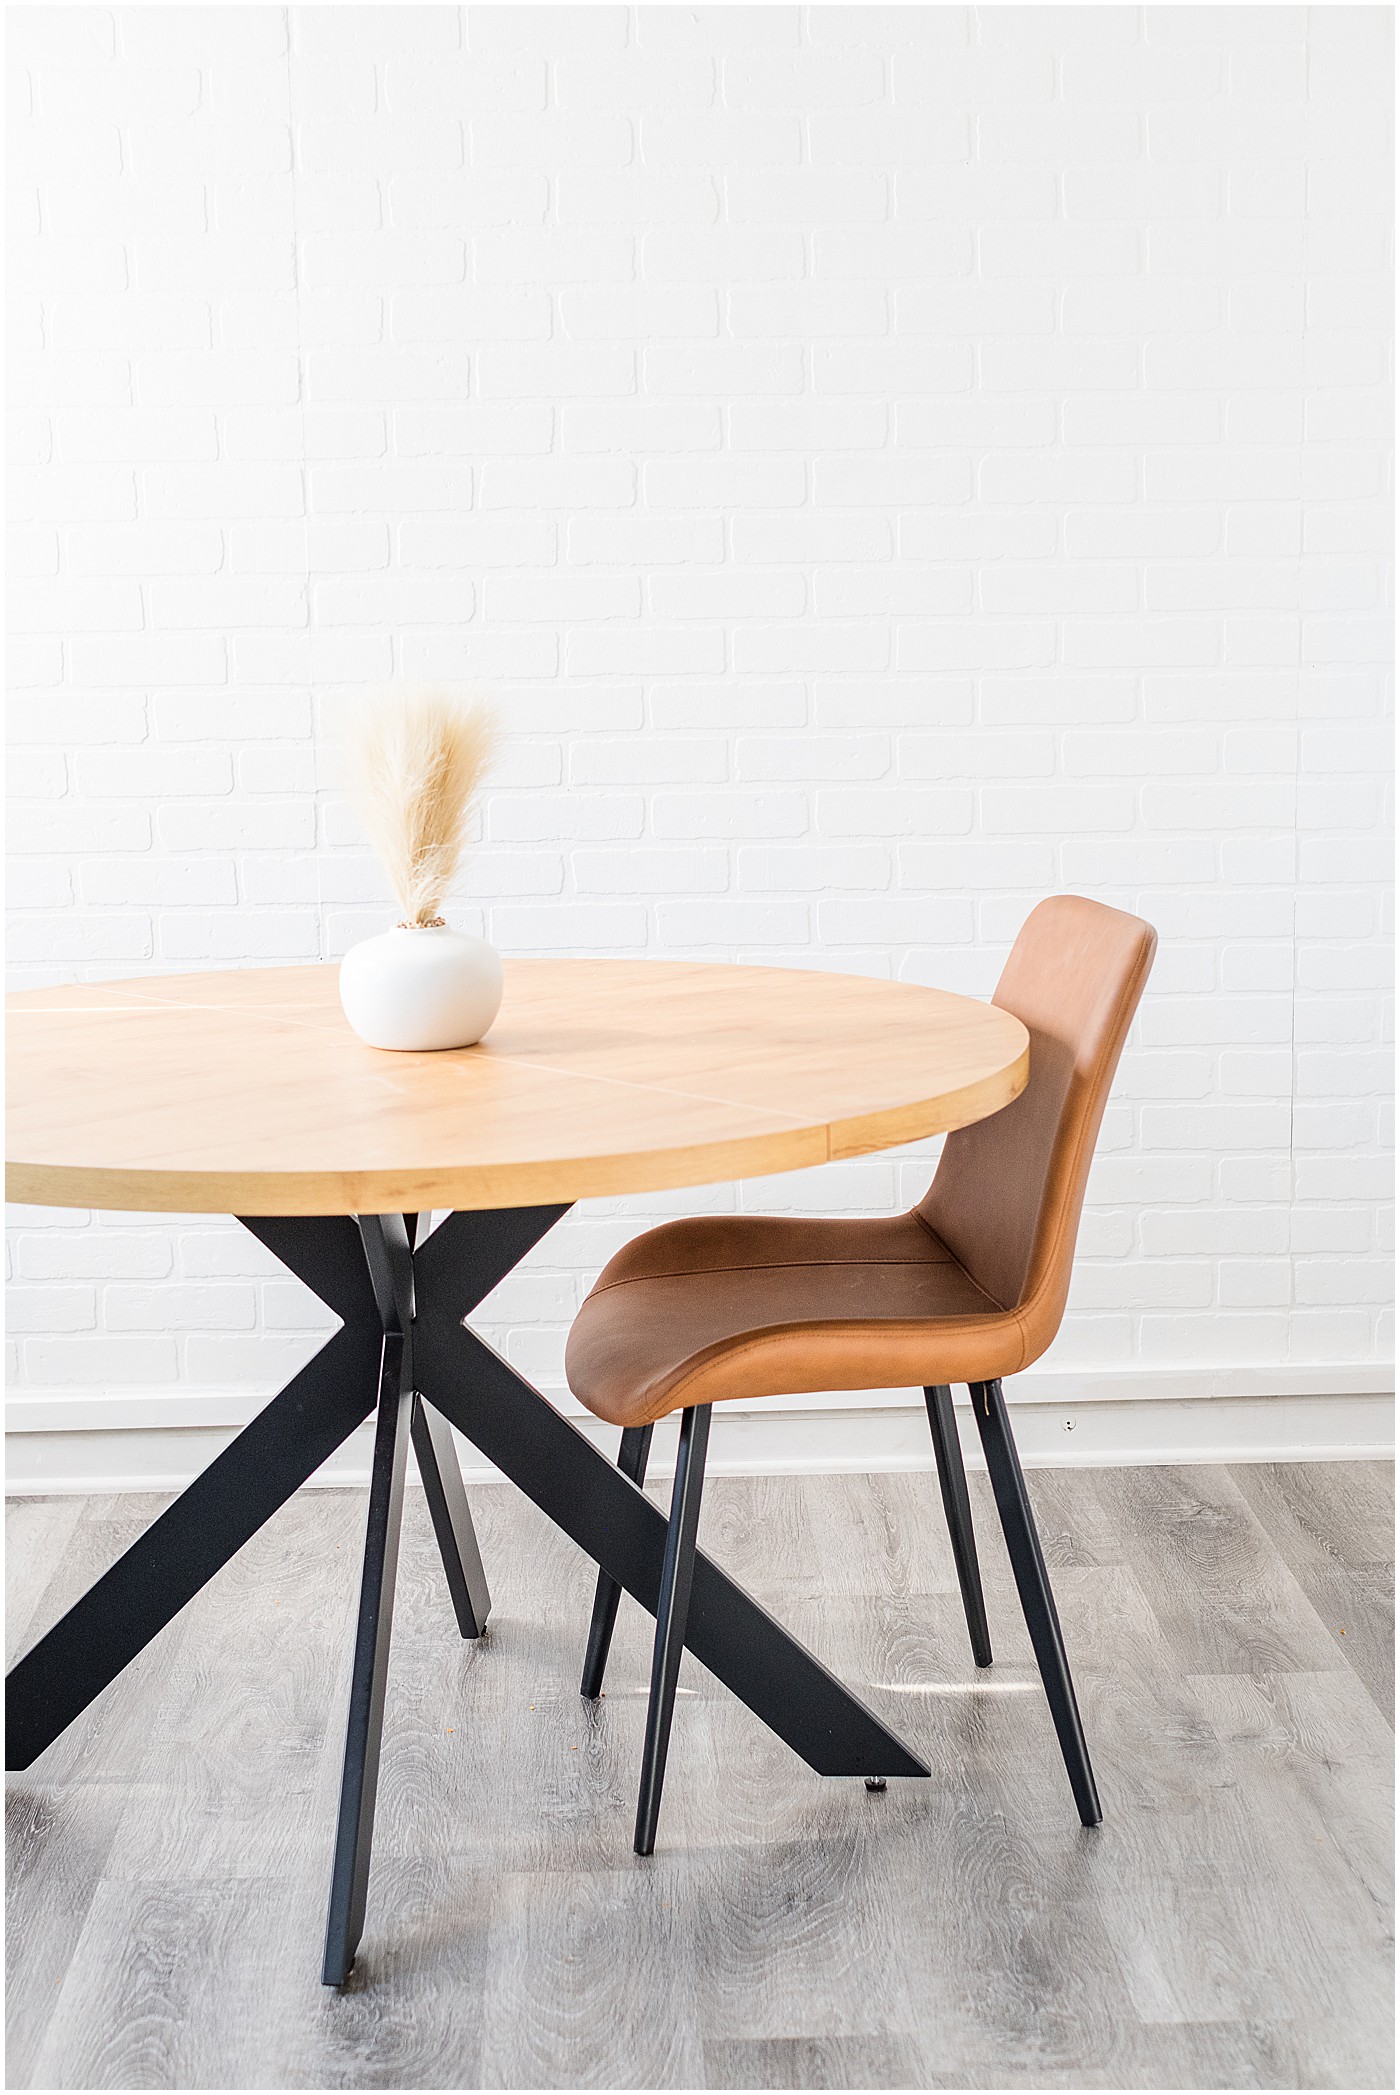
<box><xmin>635</xmin><ymin>1404</ymin><xmax>712</xmax><ymax>1858</ymax></box>
<box><xmin>969</xmin><ymin>1379</ymin><xmax>1102</xmax><ymax>1828</ymax></box>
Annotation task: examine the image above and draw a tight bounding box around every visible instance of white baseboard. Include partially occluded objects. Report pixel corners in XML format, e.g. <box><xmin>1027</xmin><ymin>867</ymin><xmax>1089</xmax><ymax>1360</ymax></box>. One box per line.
<box><xmin>5</xmin><ymin>1366</ymin><xmax>1393</xmax><ymax>1495</ymax></box>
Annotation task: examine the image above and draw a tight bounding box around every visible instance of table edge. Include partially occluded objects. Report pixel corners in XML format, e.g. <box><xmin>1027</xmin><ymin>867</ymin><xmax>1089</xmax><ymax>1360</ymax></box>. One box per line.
<box><xmin>5</xmin><ymin>1041</ymin><xmax>1029</xmax><ymax>1215</ymax></box>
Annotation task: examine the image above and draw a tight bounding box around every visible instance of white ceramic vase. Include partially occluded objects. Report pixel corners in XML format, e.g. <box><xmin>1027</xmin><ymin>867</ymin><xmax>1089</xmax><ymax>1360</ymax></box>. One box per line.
<box><xmin>339</xmin><ymin>923</ymin><xmax>503</xmax><ymax>1052</ymax></box>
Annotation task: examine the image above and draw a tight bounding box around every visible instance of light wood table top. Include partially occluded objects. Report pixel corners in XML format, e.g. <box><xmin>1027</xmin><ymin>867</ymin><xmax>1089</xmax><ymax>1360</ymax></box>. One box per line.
<box><xmin>6</xmin><ymin>960</ymin><xmax>1029</xmax><ymax>1216</ymax></box>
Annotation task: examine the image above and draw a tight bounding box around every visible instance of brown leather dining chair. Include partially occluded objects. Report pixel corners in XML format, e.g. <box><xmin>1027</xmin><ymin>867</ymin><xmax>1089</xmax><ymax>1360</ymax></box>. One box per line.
<box><xmin>565</xmin><ymin>895</ymin><xmax>1157</xmax><ymax>1855</ymax></box>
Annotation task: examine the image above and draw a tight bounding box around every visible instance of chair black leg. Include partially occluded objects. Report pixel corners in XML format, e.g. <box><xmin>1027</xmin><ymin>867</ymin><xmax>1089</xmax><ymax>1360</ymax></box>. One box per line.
<box><xmin>635</xmin><ymin>1405</ymin><xmax>711</xmax><ymax>1857</ymax></box>
<box><xmin>581</xmin><ymin>1423</ymin><xmax>654</xmax><ymax>1698</ymax></box>
<box><xmin>923</xmin><ymin>1383</ymin><xmax>993</xmax><ymax>1668</ymax></box>
<box><xmin>968</xmin><ymin>1379</ymin><xmax>1101</xmax><ymax>1828</ymax></box>
<box><xmin>323</xmin><ymin>1332</ymin><xmax>414</xmax><ymax>1986</ymax></box>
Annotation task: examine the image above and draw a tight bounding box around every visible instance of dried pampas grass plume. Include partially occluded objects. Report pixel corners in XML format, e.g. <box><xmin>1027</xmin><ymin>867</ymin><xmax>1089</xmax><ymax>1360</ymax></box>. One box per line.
<box><xmin>343</xmin><ymin>690</ymin><xmax>496</xmax><ymax>929</ymax></box>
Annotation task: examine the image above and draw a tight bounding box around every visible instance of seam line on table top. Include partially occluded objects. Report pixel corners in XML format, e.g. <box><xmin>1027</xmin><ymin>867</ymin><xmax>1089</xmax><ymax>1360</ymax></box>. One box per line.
<box><xmin>463</xmin><ymin>1050</ymin><xmax>827</xmax><ymax>1132</ymax></box>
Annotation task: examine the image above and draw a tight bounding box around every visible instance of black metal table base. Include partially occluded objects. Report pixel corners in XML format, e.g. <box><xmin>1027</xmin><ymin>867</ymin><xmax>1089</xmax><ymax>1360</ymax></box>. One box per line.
<box><xmin>5</xmin><ymin>1205</ymin><xmax>928</xmax><ymax>1986</ymax></box>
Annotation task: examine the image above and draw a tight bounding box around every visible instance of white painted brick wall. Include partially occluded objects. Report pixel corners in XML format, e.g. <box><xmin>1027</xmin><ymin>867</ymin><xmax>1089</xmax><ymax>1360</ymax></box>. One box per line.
<box><xmin>7</xmin><ymin>5</ymin><xmax>1393</xmax><ymax>1433</ymax></box>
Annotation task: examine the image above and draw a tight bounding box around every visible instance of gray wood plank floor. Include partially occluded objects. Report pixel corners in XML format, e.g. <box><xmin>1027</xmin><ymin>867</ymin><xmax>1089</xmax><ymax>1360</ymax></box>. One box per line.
<box><xmin>6</xmin><ymin>1461</ymin><xmax>1393</xmax><ymax>2091</ymax></box>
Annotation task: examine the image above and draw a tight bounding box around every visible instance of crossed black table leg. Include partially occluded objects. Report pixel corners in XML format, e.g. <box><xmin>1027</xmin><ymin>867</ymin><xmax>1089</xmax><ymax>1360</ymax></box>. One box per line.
<box><xmin>6</xmin><ymin>1206</ymin><xmax>928</xmax><ymax>1985</ymax></box>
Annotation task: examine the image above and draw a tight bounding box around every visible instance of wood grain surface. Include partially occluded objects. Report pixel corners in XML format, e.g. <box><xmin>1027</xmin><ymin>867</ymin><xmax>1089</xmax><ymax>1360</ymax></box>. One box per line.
<box><xmin>6</xmin><ymin>959</ymin><xmax>1028</xmax><ymax>1215</ymax></box>
<box><xmin>6</xmin><ymin>1460</ymin><xmax>1392</xmax><ymax>2090</ymax></box>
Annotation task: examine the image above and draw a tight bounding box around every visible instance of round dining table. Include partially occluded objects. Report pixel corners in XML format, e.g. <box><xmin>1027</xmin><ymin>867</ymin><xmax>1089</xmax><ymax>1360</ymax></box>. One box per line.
<box><xmin>7</xmin><ymin>956</ymin><xmax>1029</xmax><ymax>1984</ymax></box>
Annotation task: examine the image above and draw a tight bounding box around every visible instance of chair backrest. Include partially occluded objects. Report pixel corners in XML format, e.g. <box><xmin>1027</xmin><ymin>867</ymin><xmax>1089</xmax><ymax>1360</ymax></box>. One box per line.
<box><xmin>917</xmin><ymin>895</ymin><xmax>1156</xmax><ymax>1353</ymax></box>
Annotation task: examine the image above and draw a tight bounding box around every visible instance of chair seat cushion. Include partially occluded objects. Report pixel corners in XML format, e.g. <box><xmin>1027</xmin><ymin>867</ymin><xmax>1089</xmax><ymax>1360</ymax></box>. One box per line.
<box><xmin>564</xmin><ymin>1212</ymin><xmax>1029</xmax><ymax>1428</ymax></box>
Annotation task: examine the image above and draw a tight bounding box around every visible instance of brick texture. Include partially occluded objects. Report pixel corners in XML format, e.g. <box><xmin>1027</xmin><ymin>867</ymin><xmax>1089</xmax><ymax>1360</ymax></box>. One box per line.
<box><xmin>6</xmin><ymin>5</ymin><xmax>1393</xmax><ymax>1413</ymax></box>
